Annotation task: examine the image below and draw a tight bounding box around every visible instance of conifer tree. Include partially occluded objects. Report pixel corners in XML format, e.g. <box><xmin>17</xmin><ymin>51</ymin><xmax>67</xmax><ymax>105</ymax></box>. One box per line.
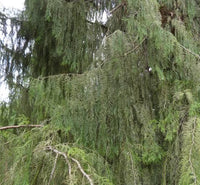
<box><xmin>1</xmin><ymin>0</ymin><xmax>200</xmax><ymax>184</ymax></box>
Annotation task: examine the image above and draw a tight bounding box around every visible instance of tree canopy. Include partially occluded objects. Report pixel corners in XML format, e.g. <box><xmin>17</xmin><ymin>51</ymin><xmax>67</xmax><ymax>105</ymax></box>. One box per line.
<box><xmin>1</xmin><ymin>0</ymin><xmax>200</xmax><ymax>184</ymax></box>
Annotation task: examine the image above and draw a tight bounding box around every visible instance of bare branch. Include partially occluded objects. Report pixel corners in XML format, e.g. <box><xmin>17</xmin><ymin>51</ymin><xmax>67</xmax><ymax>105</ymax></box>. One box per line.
<box><xmin>46</xmin><ymin>146</ymin><xmax>72</xmax><ymax>181</ymax></box>
<box><xmin>0</xmin><ymin>124</ymin><xmax>43</xmax><ymax>131</ymax></box>
<box><xmin>45</xmin><ymin>146</ymin><xmax>94</xmax><ymax>185</ymax></box>
<box><xmin>48</xmin><ymin>153</ymin><xmax>59</xmax><ymax>185</ymax></box>
<box><xmin>71</xmin><ymin>157</ymin><xmax>94</xmax><ymax>185</ymax></box>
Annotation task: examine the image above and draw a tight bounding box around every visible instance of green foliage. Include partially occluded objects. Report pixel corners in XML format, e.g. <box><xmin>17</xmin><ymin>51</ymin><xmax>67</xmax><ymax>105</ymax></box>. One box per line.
<box><xmin>179</xmin><ymin>117</ymin><xmax>200</xmax><ymax>185</ymax></box>
<box><xmin>0</xmin><ymin>124</ymin><xmax>113</xmax><ymax>185</ymax></box>
<box><xmin>1</xmin><ymin>0</ymin><xmax>200</xmax><ymax>184</ymax></box>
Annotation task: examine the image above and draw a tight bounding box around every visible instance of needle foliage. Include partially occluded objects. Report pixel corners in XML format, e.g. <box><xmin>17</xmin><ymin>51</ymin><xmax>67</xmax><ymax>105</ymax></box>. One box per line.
<box><xmin>1</xmin><ymin>0</ymin><xmax>200</xmax><ymax>184</ymax></box>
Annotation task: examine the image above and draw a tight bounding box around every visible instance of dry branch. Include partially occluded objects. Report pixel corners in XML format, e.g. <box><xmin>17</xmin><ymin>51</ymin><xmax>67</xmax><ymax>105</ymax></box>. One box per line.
<box><xmin>0</xmin><ymin>124</ymin><xmax>43</xmax><ymax>131</ymax></box>
<box><xmin>71</xmin><ymin>157</ymin><xmax>94</xmax><ymax>185</ymax></box>
<box><xmin>46</xmin><ymin>146</ymin><xmax>72</xmax><ymax>182</ymax></box>
<box><xmin>48</xmin><ymin>153</ymin><xmax>59</xmax><ymax>185</ymax></box>
<box><xmin>45</xmin><ymin>146</ymin><xmax>93</xmax><ymax>185</ymax></box>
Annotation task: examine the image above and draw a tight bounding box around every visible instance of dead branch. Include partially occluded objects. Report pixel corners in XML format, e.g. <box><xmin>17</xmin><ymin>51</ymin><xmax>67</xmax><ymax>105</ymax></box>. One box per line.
<box><xmin>0</xmin><ymin>125</ymin><xmax>43</xmax><ymax>131</ymax></box>
<box><xmin>46</xmin><ymin>146</ymin><xmax>72</xmax><ymax>181</ymax></box>
<box><xmin>71</xmin><ymin>157</ymin><xmax>94</xmax><ymax>185</ymax></box>
<box><xmin>45</xmin><ymin>146</ymin><xmax>94</xmax><ymax>185</ymax></box>
<box><xmin>48</xmin><ymin>153</ymin><xmax>59</xmax><ymax>185</ymax></box>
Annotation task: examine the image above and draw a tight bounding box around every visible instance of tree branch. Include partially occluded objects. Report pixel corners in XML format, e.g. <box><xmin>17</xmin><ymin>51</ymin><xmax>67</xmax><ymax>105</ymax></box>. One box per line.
<box><xmin>86</xmin><ymin>20</ymin><xmax>108</xmax><ymax>32</ymax></box>
<box><xmin>100</xmin><ymin>36</ymin><xmax>146</xmax><ymax>67</ymax></box>
<box><xmin>109</xmin><ymin>0</ymin><xmax>127</xmax><ymax>14</ymax></box>
<box><xmin>188</xmin><ymin>117</ymin><xmax>197</xmax><ymax>185</ymax></box>
<box><xmin>46</xmin><ymin>146</ymin><xmax>72</xmax><ymax>182</ymax></box>
<box><xmin>124</xmin><ymin>37</ymin><xmax>147</xmax><ymax>56</ymax></box>
<box><xmin>48</xmin><ymin>153</ymin><xmax>59</xmax><ymax>185</ymax></box>
<box><xmin>45</xmin><ymin>146</ymin><xmax>94</xmax><ymax>185</ymax></box>
<box><xmin>71</xmin><ymin>157</ymin><xmax>94</xmax><ymax>185</ymax></box>
<box><xmin>0</xmin><ymin>124</ymin><xmax>43</xmax><ymax>130</ymax></box>
<box><xmin>178</xmin><ymin>44</ymin><xmax>200</xmax><ymax>60</ymax></box>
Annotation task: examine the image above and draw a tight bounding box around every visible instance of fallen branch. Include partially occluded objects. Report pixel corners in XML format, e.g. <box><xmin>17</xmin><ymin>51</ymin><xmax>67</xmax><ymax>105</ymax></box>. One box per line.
<box><xmin>0</xmin><ymin>124</ymin><xmax>43</xmax><ymax>131</ymax></box>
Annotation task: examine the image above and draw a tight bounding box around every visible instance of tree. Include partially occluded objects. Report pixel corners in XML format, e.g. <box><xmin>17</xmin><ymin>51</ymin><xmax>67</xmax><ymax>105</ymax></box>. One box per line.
<box><xmin>1</xmin><ymin>0</ymin><xmax>200</xmax><ymax>184</ymax></box>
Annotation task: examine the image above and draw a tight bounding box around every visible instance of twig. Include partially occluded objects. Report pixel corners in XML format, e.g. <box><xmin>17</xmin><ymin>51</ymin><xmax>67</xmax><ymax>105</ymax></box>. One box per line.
<box><xmin>0</xmin><ymin>124</ymin><xmax>43</xmax><ymax>131</ymax></box>
<box><xmin>110</xmin><ymin>4</ymin><xmax>123</xmax><ymax>14</ymax></box>
<box><xmin>178</xmin><ymin>44</ymin><xmax>200</xmax><ymax>60</ymax></box>
<box><xmin>100</xmin><ymin>36</ymin><xmax>146</xmax><ymax>67</ymax></box>
<box><xmin>48</xmin><ymin>153</ymin><xmax>59</xmax><ymax>185</ymax></box>
<box><xmin>109</xmin><ymin>1</ymin><xmax>127</xmax><ymax>14</ymax></box>
<box><xmin>124</xmin><ymin>37</ymin><xmax>146</xmax><ymax>56</ymax></box>
<box><xmin>71</xmin><ymin>157</ymin><xmax>94</xmax><ymax>185</ymax></box>
<box><xmin>86</xmin><ymin>20</ymin><xmax>108</xmax><ymax>31</ymax></box>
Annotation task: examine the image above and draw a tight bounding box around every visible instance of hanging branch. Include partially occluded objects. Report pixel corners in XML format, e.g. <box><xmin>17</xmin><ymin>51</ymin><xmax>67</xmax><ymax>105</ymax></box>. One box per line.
<box><xmin>0</xmin><ymin>124</ymin><xmax>43</xmax><ymax>131</ymax></box>
<box><xmin>37</xmin><ymin>73</ymin><xmax>83</xmax><ymax>80</ymax></box>
<box><xmin>48</xmin><ymin>153</ymin><xmax>59</xmax><ymax>185</ymax></box>
<box><xmin>45</xmin><ymin>146</ymin><xmax>93</xmax><ymax>185</ymax></box>
<box><xmin>124</xmin><ymin>37</ymin><xmax>147</xmax><ymax>56</ymax></box>
<box><xmin>178</xmin><ymin>44</ymin><xmax>200</xmax><ymax>60</ymax></box>
<box><xmin>100</xmin><ymin>36</ymin><xmax>146</xmax><ymax>67</ymax></box>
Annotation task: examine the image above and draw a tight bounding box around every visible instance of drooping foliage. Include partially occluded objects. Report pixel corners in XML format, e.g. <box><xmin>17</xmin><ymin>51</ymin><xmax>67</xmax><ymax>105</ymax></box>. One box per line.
<box><xmin>1</xmin><ymin>0</ymin><xmax>200</xmax><ymax>184</ymax></box>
